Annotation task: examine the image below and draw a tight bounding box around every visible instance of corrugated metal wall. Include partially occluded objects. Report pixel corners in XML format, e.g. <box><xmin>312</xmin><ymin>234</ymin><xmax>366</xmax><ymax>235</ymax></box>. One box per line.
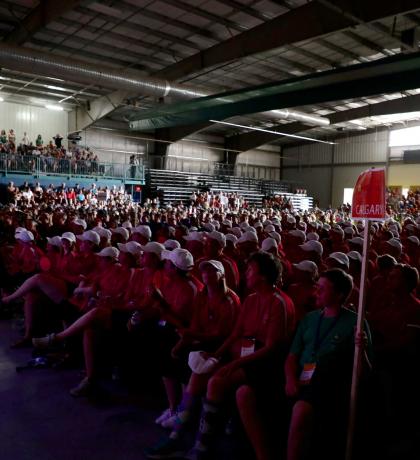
<box><xmin>282</xmin><ymin>166</ymin><xmax>332</xmax><ymax>207</ymax></box>
<box><xmin>81</xmin><ymin>128</ymin><xmax>150</xmax><ymax>164</ymax></box>
<box><xmin>282</xmin><ymin>130</ymin><xmax>389</xmax><ymax>207</ymax></box>
<box><xmin>283</xmin><ymin>143</ymin><xmax>333</xmax><ymax>166</ymax></box>
<box><xmin>0</xmin><ymin>101</ymin><xmax>68</xmax><ymax>147</ymax></box>
<box><xmin>334</xmin><ymin>131</ymin><xmax>388</xmax><ymax>164</ymax></box>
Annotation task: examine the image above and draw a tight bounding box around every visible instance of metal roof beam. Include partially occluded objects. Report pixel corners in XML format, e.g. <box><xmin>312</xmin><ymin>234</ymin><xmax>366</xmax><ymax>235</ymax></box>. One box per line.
<box><xmin>160</xmin><ymin>0</ymin><xmax>420</xmax><ymax>81</ymax></box>
<box><xmin>4</xmin><ymin>0</ymin><xmax>84</xmax><ymax>45</ymax></box>
<box><xmin>225</xmin><ymin>93</ymin><xmax>420</xmax><ymax>152</ymax></box>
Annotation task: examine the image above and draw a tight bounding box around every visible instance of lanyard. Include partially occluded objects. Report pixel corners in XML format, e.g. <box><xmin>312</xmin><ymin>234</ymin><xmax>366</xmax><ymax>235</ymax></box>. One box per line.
<box><xmin>313</xmin><ymin>309</ymin><xmax>341</xmax><ymax>356</ymax></box>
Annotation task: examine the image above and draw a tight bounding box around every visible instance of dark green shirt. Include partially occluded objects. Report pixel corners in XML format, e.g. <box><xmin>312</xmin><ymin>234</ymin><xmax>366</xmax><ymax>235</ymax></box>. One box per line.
<box><xmin>290</xmin><ymin>307</ymin><xmax>372</xmax><ymax>372</ymax></box>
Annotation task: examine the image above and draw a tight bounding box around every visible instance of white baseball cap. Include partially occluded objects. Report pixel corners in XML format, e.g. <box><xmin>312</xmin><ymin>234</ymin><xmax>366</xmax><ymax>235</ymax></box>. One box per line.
<box><xmin>327</xmin><ymin>252</ymin><xmax>349</xmax><ymax>268</ymax></box>
<box><xmin>16</xmin><ymin>230</ymin><xmax>34</xmax><ymax>243</ymax></box>
<box><xmin>112</xmin><ymin>227</ymin><xmax>129</xmax><ymax>241</ymax></box>
<box><xmin>140</xmin><ymin>242</ymin><xmax>166</xmax><ymax>257</ymax></box>
<box><xmin>162</xmin><ymin>248</ymin><xmax>194</xmax><ymax>271</ymax></box>
<box><xmin>188</xmin><ymin>351</ymin><xmax>219</xmax><ymax>375</ymax></box>
<box><xmin>300</xmin><ymin>240</ymin><xmax>323</xmax><ymax>256</ymax></box>
<box><xmin>14</xmin><ymin>227</ymin><xmax>26</xmax><ymax>235</ymax></box>
<box><xmin>287</xmin><ymin>216</ymin><xmax>296</xmax><ymax>224</ymax></box>
<box><xmin>122</xmin><ymin>220</ymin><xmax>132</xmax><ymax>229</ymax></box>
<box><xmin>306</xmin><ymin>232</ymin><xmax>319</xmax><ymax>241</ymax></box>
<box><xmin>323</xmin><ymin>224</ymin><xmax>331</xmax><ymax>231</ymax></box>
<box><xmin>183</xmin><ymin>231</ymin><xmax>205</xmax><ymax>242</ymax></box>
<box><xmin>261</xmin><ymin>237</ymin><xmax>278</xmax><ymax>252</ymax></box>
<box><xmin>164</xmin><ymin>239</ymin><xmax>181</xmax><ymax>250</ymax></box>
<box><xmin>264</xmin><ymin>224</ymin><xmax>275</xmax><ymax>233</ymax></box>
<box><xmin>407</xmin><ymin>235</ymin><xmax>420</xmax><ymax>246</ymax></box>
<box><xmin>46</xmin><ymin>236</ymin><xmax>62</xmax><ymax>247</ymax></box>
<box><xmin>222</xmin><ymin>219</ymin><xmax>232</xmax><ymax>228</ymax></box>
<box><xmin>225</xmin><ymin>234</ymin><xmax>238</xmax><ymax>245</ymax></box>
<box><xmin>77</xmin><ymin>230</ymin><xmax>100</xmax><ymax>246</ymax></box>
<box><xmin>203</xmin><ymin>222</ymin><xmax>215</xmax><ymax>232</ymax></box>
<box><xmin>73</xmin><ymin>218</ymin><xmax>87</xmax><ymax>229</ymax></box>
<box><xmin>132</xmin><ymin>225</ymin><xmax>152</xmax><ymax>239</ymax></box>
<box><xmin>98</xmin><ymin>246</ymin><xmax>119</xmax><ymax>259</ymax></box>
<box><xmin>92</xmin><ymin>226</ymin><xmax>112</xmax><ymax>241</ymax></box>
<box><xmin>347</xmin><ymin>251</ymin><xmax>362</xmax><ymax>262</ymax></box>
<box><xmin>237</xmin><ymin>231</ymin><xmax>259</xmax><ymax>244</ymax></box>
<box><xmin>61</xmin><ymin>231</ymin><xmax>76</xmax><ymax>244</ymax></box>
<box><xmin>229</xmin><ymin>227</ymin><xmax>242</xmax><ymax>238</ymax></box>
<box><xmin>293</xmin><ymin>260</ymin><xmax>318</xmax><ymax>275</ymax></box>
<box><xmin>254</xmin><ymin>222</ymin><xmax>263</xmax><ymax>229</ymax></box>
<box><xmin>385</xmin><ymin>238</ymin><xmax>403</xmax><ymax>252</ymax></box>
<box><xmin>117</xmin><ymin>241</ymin><xmax>142</xmax><ymax>256</ymax></box>
<box><xmin>289</xmin><ymin>229</ymin><xmax>306</xmax><ymax>242</ymax></box>
<box><xmin>199</xmin><ymin>259</ymin><xmax>225</xmax><ymax>275</ymax></box>
<box><xmin>268</xmin><ymin>231</ymin><xmax>281</xmax><ymax>244</ymax></box>
<box><xmin>206</xmin><ymin>231</ymin><xmax>226</xmax><ymax>248</ymax></box>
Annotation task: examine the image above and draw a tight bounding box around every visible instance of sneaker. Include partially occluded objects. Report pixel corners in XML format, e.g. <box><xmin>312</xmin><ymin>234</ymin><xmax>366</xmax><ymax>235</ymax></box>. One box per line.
<box><xmin>32</xmin><ymin>333</ymin><xmax>56</xmax><ymax>349</ymax></box>
<box><xmin>144</xmin><ymin>437</ymin><xmax>185</xmax><ymax>459</ymax></box>
<box><xmin>69</xmin><ymin>377</ymin><xmax>95</xmax><ymax>397</ymax></box>
<box><xmin>155</xmin><ymin>408</ymin><xmax>173</xmax><ymax>425</ymax></box>
<box><xmin>161</xmin><ymin>412</ymin><xmax>178</xmax><ymax>429</ymax></box>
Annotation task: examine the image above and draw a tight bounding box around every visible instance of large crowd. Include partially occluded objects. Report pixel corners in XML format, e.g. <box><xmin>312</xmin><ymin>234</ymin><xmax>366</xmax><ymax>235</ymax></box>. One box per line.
<box><xmin>0</xmin><ymin>129</ymin><xmax>106</xmax><ymax>176</ymax></box>
<box><xmin>0</xmin><ymin>181</ymin><xmax>419</xmax><ymax>460</ymax></box>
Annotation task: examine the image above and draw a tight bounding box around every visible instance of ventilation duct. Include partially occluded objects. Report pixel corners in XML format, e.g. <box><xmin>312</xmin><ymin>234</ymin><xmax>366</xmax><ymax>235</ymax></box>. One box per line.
<box><xmin>0</xmin><ymin>43</ymin><xmax>329</xmax><ymax>127</ymax></box>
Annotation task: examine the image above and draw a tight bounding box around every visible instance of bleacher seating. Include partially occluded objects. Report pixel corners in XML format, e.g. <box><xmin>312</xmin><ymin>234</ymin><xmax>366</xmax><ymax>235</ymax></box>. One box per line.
<box><xmin>147</xmin><ymin>169</ymin><xmax>313</xmax><ymax>210</ymax></box>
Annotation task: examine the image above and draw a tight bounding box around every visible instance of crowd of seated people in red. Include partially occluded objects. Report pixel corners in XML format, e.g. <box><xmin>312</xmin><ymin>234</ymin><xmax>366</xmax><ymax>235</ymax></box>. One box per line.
<box><xmin>0</xmin><ymin>193</ymin><xmax>419</xmax><ymax>460</ymax></box>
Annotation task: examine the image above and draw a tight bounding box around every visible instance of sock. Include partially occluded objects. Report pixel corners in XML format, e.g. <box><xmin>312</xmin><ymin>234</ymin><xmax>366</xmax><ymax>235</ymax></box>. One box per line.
<box><xmin>169</xmin><ymin>392</ymin><xmax>199</xmax><ymax>440</ymax></box>
<box><xmin>193</xmin><ymin>398</ymin><xmax>222</xmax><ymax>453</ymax></box>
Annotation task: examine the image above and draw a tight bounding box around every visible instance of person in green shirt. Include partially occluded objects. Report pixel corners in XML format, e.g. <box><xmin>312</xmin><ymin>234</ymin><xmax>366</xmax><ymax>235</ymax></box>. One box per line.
<box><xmin>35</xmin><ymin>134</ymin><xmax>43</xmax><ymax>148</ymax></box>
<box><xmin>0</xmin><ymin>129</ymin><xmax>7</xmax><ymax>144</ymax></box>
<box><xmin>285</xmin><ymin>268</ymin><xmax>372</xmax><ymax>460</ymax></box>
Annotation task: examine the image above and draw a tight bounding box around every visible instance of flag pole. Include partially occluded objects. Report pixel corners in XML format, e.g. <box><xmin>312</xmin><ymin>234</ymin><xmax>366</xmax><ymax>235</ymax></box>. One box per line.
<box><xmin>345</xmin><ymin>219</ymin><xmax>371</xmax><ymax>460</ymax></box>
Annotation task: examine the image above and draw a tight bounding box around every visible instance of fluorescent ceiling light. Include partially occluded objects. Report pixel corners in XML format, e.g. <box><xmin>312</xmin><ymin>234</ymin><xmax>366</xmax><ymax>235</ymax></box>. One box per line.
<box><xmin>45</xmin><ymin>104</ymin><xmax>64</xmax><ymax>111</ymax></box>
<box><xmin>210</xmin><ymin>120</ymin><xmax>336</xmax><ymax>145</ymax></box>
<box><xmin>46</xmin><ymin>85</ymin><xmax>67</xmax><ymax>91</ymax></box>
<box><xmin>0</xmin><ymin>97</ymin><xmax>4</xmax><ymax>102</ymax></box>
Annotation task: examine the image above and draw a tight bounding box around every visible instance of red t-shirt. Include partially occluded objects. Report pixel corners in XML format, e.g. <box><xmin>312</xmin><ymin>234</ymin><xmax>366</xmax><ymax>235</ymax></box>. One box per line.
<box><xmin>191</xmin><ymin>288</ymin><xmax>240</xmax><ymax>338</ymax></box>
<box><xmin>229</xmin><ymin>288</ymin><xmax>295</xmax><ymax>357</ymax></box>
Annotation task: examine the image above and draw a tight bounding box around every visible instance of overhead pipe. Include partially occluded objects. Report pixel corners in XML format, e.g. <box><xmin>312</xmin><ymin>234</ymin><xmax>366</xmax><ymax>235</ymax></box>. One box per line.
<box><xmin>0</xmin><ymin>43</ymin><xmax>330</xmax><ymax>127</ymax></box>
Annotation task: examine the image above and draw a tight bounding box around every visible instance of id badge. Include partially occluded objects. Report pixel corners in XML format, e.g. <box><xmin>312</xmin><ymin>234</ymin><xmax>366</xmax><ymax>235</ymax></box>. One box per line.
<box><xmin>240</xmin><ymin>338</ymin><xmax>256</xmax><ymax>357</ymax></box>
<box><xmin>299</xmin><ymin>363</ymin><xmax>316</xmax><ymax>385</ymax></box>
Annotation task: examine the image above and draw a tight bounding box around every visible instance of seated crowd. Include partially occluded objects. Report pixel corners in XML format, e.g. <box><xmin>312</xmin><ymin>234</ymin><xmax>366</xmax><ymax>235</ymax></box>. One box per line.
<box><xmin>0</xmin><ymin>128</ymin><xmax>103</xmax><ymax>176</ymax></box>
<box><xmin>0</xmin><ymin>187</ymin><xmax>419</xmax><ymax>460</ymax></box>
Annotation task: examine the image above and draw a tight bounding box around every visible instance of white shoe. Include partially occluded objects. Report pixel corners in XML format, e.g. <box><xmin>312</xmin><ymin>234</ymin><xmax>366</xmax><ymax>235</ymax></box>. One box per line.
<box><xmin>161</xmin><ymin>412</ymin><xmax>178</xmax><ymax>429</ymax></box>
<box><xmin>155</xmin><ymin>408</ymin><xmax>172</xmax><ymax>425</ymax></box>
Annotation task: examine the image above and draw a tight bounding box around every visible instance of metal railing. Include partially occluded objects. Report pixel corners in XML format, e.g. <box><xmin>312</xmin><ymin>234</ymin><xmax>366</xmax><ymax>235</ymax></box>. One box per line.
<box><xmin>0</xmin><ymin>153</ymin><xmax>145</xmax><ymax>182</ymax></box>
<box><xmin>147</xmin><ymin>155</ymin><xmax>281</xmax><ymax>180</ymax></box>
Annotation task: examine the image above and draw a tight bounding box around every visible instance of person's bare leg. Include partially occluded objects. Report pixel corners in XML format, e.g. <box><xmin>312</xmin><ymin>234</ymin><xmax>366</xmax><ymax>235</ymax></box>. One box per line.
<box><xmin>163</xmin><ymin>377</ymin><xmax>182</xmax><ymax>412</ymax></box>
<box><xmin>3</xmin><ymin>273</ymin><xmax>66</xmax><ymax>304</ymax></box>
<box><xmin>206</xmin><ymin>368</ymin><xmax>246</xmax><ymax>403</ymax></box>
<box><xmin>55</xmin><ymin>307</ymin><xmax>111</xmax><ymax>342</ymax></box>
<box><xmin>187</xmin><ymin>371</ymin><xmax>213</xmax><ymax>395</ymax></box>
<box><xmin>236</xmin><ymin>385</ymin><xmax>273</xmax><ymax>460</ymax></box>
<box><xmin>287</xmin><ymin>400</ymin><xmax>314</xmax><ymax>460</ymax></box>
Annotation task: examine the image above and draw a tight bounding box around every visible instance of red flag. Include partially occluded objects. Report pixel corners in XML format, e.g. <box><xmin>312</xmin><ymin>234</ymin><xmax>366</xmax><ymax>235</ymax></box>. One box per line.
<box><xmin>351</xmin><ymin>167</ymin><xmax>386</xmax><ymax>220</ymax></box>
